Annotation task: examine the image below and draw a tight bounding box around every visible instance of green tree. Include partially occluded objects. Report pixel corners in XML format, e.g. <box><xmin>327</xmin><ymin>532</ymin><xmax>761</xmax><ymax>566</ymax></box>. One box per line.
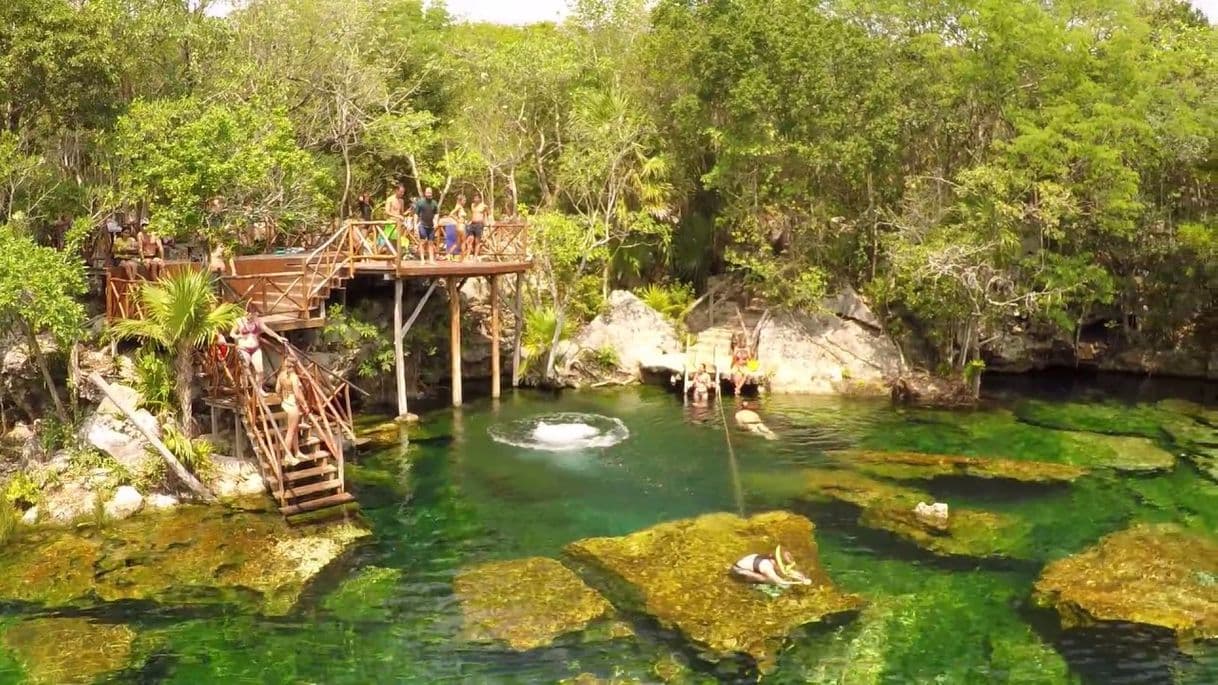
<box><xmin>108</xmin><ymin>271</ymin><xmax>244</xmax><ymax>435</ymax></box>
<box><xmin>0</xmin><ymin>225</ymin><xmax>87</xmax><ymax>420</ymax></box>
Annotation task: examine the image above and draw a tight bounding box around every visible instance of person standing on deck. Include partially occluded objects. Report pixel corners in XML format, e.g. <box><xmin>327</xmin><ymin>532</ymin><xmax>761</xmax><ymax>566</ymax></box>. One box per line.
<box><xmin>444</xmin><ymin>194</ymin><xmax>467</xmax><ymax>260</ymax></box>
<box><xmin>466</xmin><ymin>193</ymin><xmax>488</xmax><ymax>261</ymax></box>
<box><xmin>136</xmin><ymin>219</ymin><xmax>165</xmax><ymax>281</ymax></box>
<box><xmin>414</xmin><ymin>187</ymin><xmax>440</xmax><ymax>264</ymax></box>
<box><xmin>356</xmin><ymin>192</ymin><xmax>373</xmax><ymax>222</ymax></box>
<box><xmin>383</xmin><ymin>184</ymin><xmax>407</xmax><ymax>256</ymax></box>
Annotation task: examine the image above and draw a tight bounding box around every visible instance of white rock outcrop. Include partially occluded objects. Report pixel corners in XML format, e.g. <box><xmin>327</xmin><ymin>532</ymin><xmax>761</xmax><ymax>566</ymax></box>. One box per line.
<box><xmin>104</xmin><ymin>486</ymin><xmax>144</xmax><ymax>520</ymax></box>
<box><xmin>571</xmin><ymin>291</ymin><xmax>681</xmax><ymax>381</ymax></box>
<box><xmin>756</xmin><ymin>309</ymin><xmax>902</xmax><ymax>395</ymax></box>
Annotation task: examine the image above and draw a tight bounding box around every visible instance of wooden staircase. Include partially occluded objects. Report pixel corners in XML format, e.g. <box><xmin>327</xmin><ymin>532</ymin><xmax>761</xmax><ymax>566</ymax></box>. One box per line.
<box><xmin>203</xmin><ymin>340</ymin><xmax>357</xmax><ymax>519</ymax></box>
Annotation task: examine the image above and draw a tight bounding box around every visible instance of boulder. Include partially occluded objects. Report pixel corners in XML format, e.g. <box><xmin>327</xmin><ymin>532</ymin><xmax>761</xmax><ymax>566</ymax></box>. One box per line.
<box><xmin>41</xmin><ymin>482</ymin><xmax>100</xmax><ymax>525</ymax></box>
<box><xmin>206</xmin><ymin>454</ymin><xmax>266</xmax><ymax>498</ymax></box>
<box><xmin>1</xmin><ymin>617</ymin><xmax>136</xmax><ymax>685</ymax></box>
<box><xmin>104</xmin><ymin>486</ymin><xmax>144</xmax><ymax>520</ymax></box>
<box><xmin>821</xmin><ymin>286</ymin><xmax>882</xmax><ymax>330</ymax></box>
<box><xmin>784</xmin><ymin>469</ymin><xmax>1032</xmax><ymax>560</ymax></box>
<box><xmin>564</xmin><ymin>511</ymin><xmax>864</xmax><ymax>673</ymax></box>
<box><xmin>96</xmin><ymin>382</ymin><xmax>142</xmax><ymax>418</ymax></box>
<box><xmin>829</xmin><ymin>450</ymin><xmax>1087</xmax><ymax>484</ymax></box>
<box><xmin>3</xmin><ymin>422</ymin><xmax>38</xmax><ymax>463</ymax></box>
<box><xmin>756</xmin><ymin>311</ymin><xmax>901</xmax><ymax>395</ymax></box>
<box><xmin>571</xmin><ymin>291</ymin><xmax>681</xmax><ymax>381</ymax></box>
<box><xmin>20</xmin><ymin>505</ymin><xmax>38</xmax><ymax>525</ymax></box>
<box><xmin>1032</xmin><ymin>524</ymin><xmax>1218</xmax><ymax>643</ymax></box>
<box><xmin>145</xmin><ymin>493</ymin><xmax>180</xmax><ymax>511</ymax></box>
<box><xmin>323</xmin><ymin>566</ymin><xmax>404</xmax><ymax>623</ymax></box>
<box><xmin>79</xmin><ymin>409</ymin><xmax>159</xmax><ymax>472</ymax></box>
<box><xmin>453</xmin><ymin>557</ymin><xmax>617</xmax><ymax>651</ymax></box>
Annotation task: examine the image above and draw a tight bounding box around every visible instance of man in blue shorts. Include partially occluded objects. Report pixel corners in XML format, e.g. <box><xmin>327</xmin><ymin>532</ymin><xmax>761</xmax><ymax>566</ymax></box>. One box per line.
<box><xmin>414</xmin><ymin>187</ymin><xmax>439</xmax><ymax>264</ymax></box>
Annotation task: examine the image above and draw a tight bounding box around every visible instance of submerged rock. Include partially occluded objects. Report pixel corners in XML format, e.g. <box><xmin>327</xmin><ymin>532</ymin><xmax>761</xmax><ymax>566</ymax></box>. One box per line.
<box><xmin>564</xmin><ymin>511</ymin><xmax>864</xmax><ymax>672</ymax></box>
<box><xmin>793</xmin><ymin>470</ymin><xmax>1031</xmax><ymax>560</ymax></box>
<box><xmin>830</xmin><ymin>449</ymin><xmax>1087</xmax><ymax>484</ymax></box>
<box><xmin>1059</xmin><ymin>432</ymin><xmax>1176</xmax><ymax>473</ymax></box>
<box><xmin>323</xmin><ymin>565</ymin><xmax>403</xmax><ymax>623</ymax></box>
<box><xmin>0</xmin><ymin>506</ymin><xmax>369</xmax><ymax>615</ymax></box>
<box><xmin>1</xmin><ymin>617</ymin><xmax>136</xmax><ymax>685</ymax></box>
<box><xmin>1033</xmin><ymin>524</ymin><xmax>1218</xmax><ymax>643</ymax></box>
<box><xmin>454</xmin><ymin>557</ymin><xmax>616</xmax><ymax>651</ymax></box>
<box><xmin>206</xmin><ymin>454</ymin><xmax>266</xmax><ymax>499</ymax></box>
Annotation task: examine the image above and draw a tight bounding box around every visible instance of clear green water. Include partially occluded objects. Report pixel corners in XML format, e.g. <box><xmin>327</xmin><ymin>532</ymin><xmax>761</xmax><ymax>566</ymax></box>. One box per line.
<box><xmin>2</xmin><ymin>381</ymin><xmax>1218</xmax><ymax>683</ymax></box>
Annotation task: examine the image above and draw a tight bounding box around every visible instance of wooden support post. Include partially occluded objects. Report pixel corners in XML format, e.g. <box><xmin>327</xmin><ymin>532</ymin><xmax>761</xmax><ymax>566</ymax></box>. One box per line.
<box><xmin>209</xmin><ymin>406</ymin><xmax>220</xmax><ymax>437</ymax></box>
<box><xmin>394</xmin><ymin>278</ymin><xmax>408</xmax><ymax>419</ymax></box>
<box><xmin>511</xmin><ymin>272</ymin><xmax>523</xmax><ymax>387</ymax></box>
<box><xmin>449</xmin><ymin>277</ymin><xmax>463</xmax><ymax>407</ymax></box>
<box><xmin>234</xmin><ymin>413</ymin><xmax>246</xmax><ymax>460</ymax></box>
<box><xmin>490</xmin><ymin>275</ymin><xmax>501</xmax><ymax>399</ymax></box>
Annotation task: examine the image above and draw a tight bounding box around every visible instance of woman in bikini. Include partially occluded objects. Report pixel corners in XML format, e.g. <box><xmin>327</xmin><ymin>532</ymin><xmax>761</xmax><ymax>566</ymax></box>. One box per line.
<box><xmin>275</xmin><ymin>356</ymin><xmax>309</xmax><ymax>466</ymax></box>
<box><xmin>228</xmin><ymin>313</ymin><xmax>285</xmax><ymax>392</ymax></box>
<box><xmin>731</xmin><ymin>546</ymin><xmax>812</xmax><ymax>587</ymax></box>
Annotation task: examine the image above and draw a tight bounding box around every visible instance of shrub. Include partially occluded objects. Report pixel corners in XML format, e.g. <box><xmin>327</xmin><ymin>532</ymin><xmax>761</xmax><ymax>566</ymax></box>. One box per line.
<box><xmin>133</xmin><ymin>350</ymin><xmax>174</xmax><ymax>416</ymax></box>
<box><xmin>37</xmin><ymin>416</ymin><xmax>76</xmax><ymax>454</ymax></box>
<box><xmin>159</xmin><ymin>423</ymin><xmax>216</xmax><ymax>480</ymax></box>
<box><xmin>4</xmin><ymin>472</ymin><xmax>40</xmax><ymax>509</ymax></box>
<box><xmin>637</xmin><ymin>282</ymin><xmax>695</xmax><ymax>323</ymax></box>
<box><xmin>521</xmin><ymin>306</ymin><xmax>577</xmax><ymax>375</ymax></box>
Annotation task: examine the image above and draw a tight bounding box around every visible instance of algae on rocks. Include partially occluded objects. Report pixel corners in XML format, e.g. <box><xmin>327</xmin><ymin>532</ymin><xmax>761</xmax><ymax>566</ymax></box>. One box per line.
<box><xmin>0</xmin><ymin>505</ymin><xmax>369</xmax><ymax>615</ymax></box>
<box><xmin>453</xmin><ymin>556</ymin><xmax>616</xmax><ymax>651</ymax></box>
<box><xmin>830</xmin><ymin>449</ymin><xmax>1087</xmax><ymax>484</ymax></box>
<box><xmin>1</xmin><ymin>617</ymin><xmax>136</xmax><ymax>685</ymax></box>
<box><xmin>1032</xmin><ymin>523</ymin><xmax>1218</xmax><ymax>644</ymax></box>
<box><xmin>564</xmin><ymin>511</ymin><xmax>864</xmax><ymax>673</ymax></box>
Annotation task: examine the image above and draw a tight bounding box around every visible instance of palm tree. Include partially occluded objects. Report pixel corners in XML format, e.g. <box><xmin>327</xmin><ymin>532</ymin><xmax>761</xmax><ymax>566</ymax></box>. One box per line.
<box><xmin>109</xmin><ymin>271</ymin><xmax>244</xmax><ymax>435</ymax></box>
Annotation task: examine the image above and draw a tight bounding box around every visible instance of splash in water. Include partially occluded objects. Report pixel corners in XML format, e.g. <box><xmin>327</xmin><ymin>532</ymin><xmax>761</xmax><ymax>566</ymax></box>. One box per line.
<box><xmin>488</xmin><ymin>412</ymin><xmax>630</xmax><ymax>452</ymax></box>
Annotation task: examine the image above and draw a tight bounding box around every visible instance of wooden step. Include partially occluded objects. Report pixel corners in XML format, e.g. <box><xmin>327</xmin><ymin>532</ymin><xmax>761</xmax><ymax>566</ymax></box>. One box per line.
<box><xmin>266</xmin><ymin>463</ymin><xmax>337</xmax><ymax>486</ymax></box>
<box><xmin>280</xmin><ymin>491</ymin><xmax>356</xmax><ymax>517</ymax></box>
<box><xmin>279</xmin><ymin>478</ymin><xmax>341</xmax><ymax>500</ymax></box>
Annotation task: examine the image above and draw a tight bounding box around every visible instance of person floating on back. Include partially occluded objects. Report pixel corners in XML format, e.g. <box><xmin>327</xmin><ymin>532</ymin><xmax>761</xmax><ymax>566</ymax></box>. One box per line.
<box><xmin>731</xmin><ymin>546</ymin><xmax>813</xmax><ymax>587</ymax></box>
<box><xmin>735</xmin><ymin>401</ymin><xmax>776</xmax><ymax>439</ymax></box>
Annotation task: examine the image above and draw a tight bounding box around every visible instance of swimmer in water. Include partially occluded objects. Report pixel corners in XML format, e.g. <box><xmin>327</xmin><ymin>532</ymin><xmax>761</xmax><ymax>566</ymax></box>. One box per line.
<box><xmin>730</xmin><ymin>545</ymin><xmax>813</xmax><ymax>587</ymax></box>
<box><xmin>735</xmin><ymin>401</ymin><xmax>776</xmax><ymax>440</ymax></box>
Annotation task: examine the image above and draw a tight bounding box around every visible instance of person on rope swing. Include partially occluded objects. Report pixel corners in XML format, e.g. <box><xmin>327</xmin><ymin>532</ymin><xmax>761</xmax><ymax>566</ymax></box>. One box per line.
<box><xmin>731</xmin><ymin>545</ymin><xmax>813</xmax><ymax>587</ymax></box>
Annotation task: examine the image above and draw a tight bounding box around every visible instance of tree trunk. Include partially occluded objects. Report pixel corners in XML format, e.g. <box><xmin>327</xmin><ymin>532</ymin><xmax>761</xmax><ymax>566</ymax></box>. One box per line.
<box><xmin>175</xmin><ymin>344</ymin><xmax>196</xmax><ymax>436</ymax></box>
<box><xmin>543</xmin><ymin>304</ymin><xmax>567</xmax><ymax>383</ymax></box>
<box><xmin>21</xmin><ymin>318</ymin><xmax>67</xmax><ymax>422</ymax></box>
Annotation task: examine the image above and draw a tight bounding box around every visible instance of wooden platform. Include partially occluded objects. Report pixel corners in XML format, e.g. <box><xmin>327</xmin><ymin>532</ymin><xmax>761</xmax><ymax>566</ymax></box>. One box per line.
<box><xmin>351</xmin><ymin>258</ymin><xmax>532</xmax><ymax>278</ymax></box>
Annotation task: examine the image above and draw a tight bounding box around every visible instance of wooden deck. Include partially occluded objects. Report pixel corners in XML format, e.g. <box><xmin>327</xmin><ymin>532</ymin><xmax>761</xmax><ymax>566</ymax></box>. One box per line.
<box><xmin>352</xmin><ymin>258</ymin><xmax>532</xmax><ymax>278</ymax></box>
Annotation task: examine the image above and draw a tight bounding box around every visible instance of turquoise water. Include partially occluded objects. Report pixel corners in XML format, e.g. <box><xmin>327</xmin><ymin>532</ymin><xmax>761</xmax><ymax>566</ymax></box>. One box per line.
<box><xmin>2</xmin><ymin>381</ymin><xmax>1218</xmax><ymax>683</ymax></box>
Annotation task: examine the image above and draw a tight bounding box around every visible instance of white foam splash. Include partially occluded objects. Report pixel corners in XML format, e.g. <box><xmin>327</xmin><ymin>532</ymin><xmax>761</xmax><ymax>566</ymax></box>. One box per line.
<box><xmin>488</xmin><ymin>412</ymin><xmax>630</xmax><ymax>452</ymax></box>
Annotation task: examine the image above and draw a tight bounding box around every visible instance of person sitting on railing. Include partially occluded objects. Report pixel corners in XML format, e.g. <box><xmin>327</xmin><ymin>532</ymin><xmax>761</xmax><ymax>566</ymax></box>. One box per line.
<box><xmin>113</xmin><ymin>225</ymin><xmax>141</xmax><ymax>281</ymax></box>
<box><xmin>136</xmin><ymin>219</ymin><xmax>165</xmax><ymax>281</ymax></box>
<box><xmin>226</xmin><ymin>313</ymin><xmax>286</xmax><ymax>394</ymax></box>
<box><xmin>276</xmin><ymin>356</ymin><xmax>310</xmax><ymax>466</ymax></box>
<box><xmin>465</xmin><ymin>193</ymin><xmax>488</xmax><ymax>261</ymax></box>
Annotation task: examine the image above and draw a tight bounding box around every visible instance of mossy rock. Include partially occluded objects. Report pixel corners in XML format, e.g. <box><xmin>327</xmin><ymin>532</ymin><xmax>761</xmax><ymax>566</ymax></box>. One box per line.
<box><xmin>1014</xmin><ymin>400</ymin><xmax>1167</xmax><ymax>439</ymax></box>
<box><xmin>0</xmin><ymin>506</ymin><xmax>370</xmax><ymax>615</ymax></box>
<box><xmin>323</xmin><ymin>565</ymin><xmax>403</xmax><ymax>623</ymax></box>
<box><xmin>453</xmin><ymin>557</ymin><xmax>616</xmax><ymax>651</ymax></box>
<box><xmin>830</xmin><ymin>449</ymin><xmax>1087</xmax><ymax>484</ymax></box>
<box><xmin>794</xmin><ymin>470</ymin><xmax>1032</xmax><ymax>560</ymax></box>
<box><xmin>1156</xmin><ymin>400</ymin><xmax>1218</xmax><ymax>427</ymax></box>
<box><xmin>1032</xmin><ymin>523</ymin><xmax>1218</xmax><ymax>644</ymax></box>
<box><xmin>2</xmin><ymin>617</ymin><xmax>135</xmax><ymax>684</ymax></box>
<box><xmin>564</xmin><ymin>511</ymin><xmax>864</xmax><ymax>673</ymax></box>
<box><xmin>1057</xmin><ymin>432</ymin><xmax>1176</xmax><ymax>473</ymax></box>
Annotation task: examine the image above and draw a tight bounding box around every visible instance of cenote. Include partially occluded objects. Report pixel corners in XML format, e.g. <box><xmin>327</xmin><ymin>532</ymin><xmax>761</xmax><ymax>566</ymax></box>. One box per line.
<box><xmin>2</xmin><ymin>375</ymin><xmax>1218</xmax><ymax>684</ymax></box>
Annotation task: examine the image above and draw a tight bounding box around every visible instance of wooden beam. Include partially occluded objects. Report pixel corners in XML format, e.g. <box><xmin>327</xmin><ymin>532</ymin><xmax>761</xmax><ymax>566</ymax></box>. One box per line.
<box><xmin>449</xmin><ymin>277</ymin><xmax>463</xmax><ymax>407</ymax></box>
<box><xmin>512</xmin><ymin>272</ymin><xmax>523</xmax><ymax>387</ymax></box>
<box><xmin>398</xmin><ymin>281</ymin><xmax>439</xmax><ymax>343</ymax></box>
<box><xmin>490</xmin><ymin>275</ymin><xmax>501</xmax><ymax>399</ymax></box>
<box><xmin>394</xmin><ymin>279</ymin><xmax>408</xmax><ymax>419</ymax></box>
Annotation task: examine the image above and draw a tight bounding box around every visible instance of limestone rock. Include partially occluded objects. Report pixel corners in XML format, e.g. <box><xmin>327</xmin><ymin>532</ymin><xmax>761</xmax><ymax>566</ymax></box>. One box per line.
<box><xmin>96</xmin><ymin>382</ymin><xmax>142</xmax><ymax>417</ymax></box>
<box><xmin>206</xmin><ymin>454</ymin><xmax>266</xmax><ymax>498</ymax></box>
<box><xmin>41</xmin><ymin>482</ymin><xmax>100</xmax><ymax>525</ymax></box>
<box><xmin>0</xmin><ymin>506</ymin><xmax>370</xmax><ymax>615</ymax></box>
<box><xmin>20</xmin><ymin>505</ymin><xmax>38</xmax><ymax>525</ymax></box>
<box><xmin>79</xmin><ymin>409</ymin><xmax>159</xmax><ymax>472</ymax></box>
<box><xmin>787</xmin><ymin>469</ymin><xmax>1032</xmax><ymax>560</ymax></box>
<box><xmin>104</xmin><ymin>486</ymin><xmax>144</xmax><ymax>520</ymax></box>
<box><xmin>1060</xmin><ymin>432</ymin><xmax>1176</xmax><ymax>473</ymax></box>
<box><xmin>756</xmin><ymin>311</ymin><xmax>901</xmax><ymax>395</ymax></box>
<box><xmin>572</xmin><ymin>290</ymin><xmax>680</xmax><ymax>381</ymax></box>
<box><xmin>454</xmin><ymin>557</ymin><xmax>615</xmax><ymax>651</ymax></box>
<box><xmin>145</xmin><ymin>493</ymin><xmax>180</xmax><ymax>511</ymax></box>
<box><xmin>821</xmin><ymin>285</ymin><xmax>882</xmax><ymax>330</ymax></box>
<box><xmin>829</xmin><ymin>450</ymin><xmax>1087</xmax><ymax>484</ymax></box>
<box><xmin>1</xmin><ymin>617</ymin><xmax>136</xmax><ymax>685</ymax></box>
<box><xmin>3</xmin><ymin>422</ymin><xmax>38</xmax><ymax>463</ymax></box>
<box><xmin>564</xmin><ymin>511</ymin><xmax>864</xmax><ymax>673</ymax></box>
<box><xmin>1032</xmin><ymin>524</ymin><xmax>1218</xmax><ymax>643</ymax></box>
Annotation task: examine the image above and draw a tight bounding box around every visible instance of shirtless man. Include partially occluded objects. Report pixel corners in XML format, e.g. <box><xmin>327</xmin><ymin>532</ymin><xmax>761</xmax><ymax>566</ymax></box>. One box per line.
<box><xmin>465</xmin><ymin>193</ymin><xmax>488</xmax><ymax>260</ymax></box>
<box><xmin>136</xmin><ymin>220</ymin><xmax>164</xmax><ymax>280</ymax></box>
<box><xmin>383</xmin><ymin>184</ymin><xmax>407</xmax><ymax>256</ymax></box>
<box><xmin>735</xmin><ymin>401</ymin><xmax>776</xmax><ymax>440</ymax></box>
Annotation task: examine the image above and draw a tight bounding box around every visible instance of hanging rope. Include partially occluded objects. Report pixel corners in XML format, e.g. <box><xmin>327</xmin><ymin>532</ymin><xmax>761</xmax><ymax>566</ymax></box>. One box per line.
<box><xmin>713</xmin><ymin>346</ymin><xmax>745</xmax><ymax>516</ymax></box>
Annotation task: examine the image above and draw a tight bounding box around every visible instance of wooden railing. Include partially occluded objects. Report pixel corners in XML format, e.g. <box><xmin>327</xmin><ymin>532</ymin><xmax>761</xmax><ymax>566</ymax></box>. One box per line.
<box><xmin>333</xmin><ymin>218</ymin><xmax>531</xmax><ymax>271</ymax></box>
